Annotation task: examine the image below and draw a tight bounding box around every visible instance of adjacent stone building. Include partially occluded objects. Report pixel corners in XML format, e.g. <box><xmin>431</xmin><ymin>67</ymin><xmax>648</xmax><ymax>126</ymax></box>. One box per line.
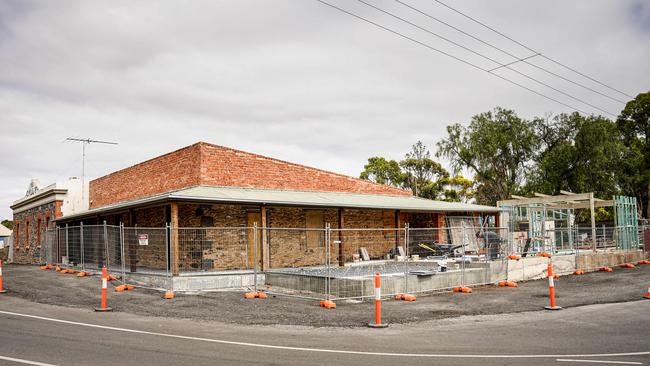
<box><xmin>10</xmin><ymin>178</ymin><xmax>87</xmax><ymax>264</ymax></box>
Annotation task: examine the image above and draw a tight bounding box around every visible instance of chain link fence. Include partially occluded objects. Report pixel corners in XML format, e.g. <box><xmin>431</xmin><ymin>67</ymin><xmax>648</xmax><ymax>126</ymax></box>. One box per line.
<box><xmin>42</xmin><ymin>223</ymin><xmax>645</xmax><ymax>300</ymax></box>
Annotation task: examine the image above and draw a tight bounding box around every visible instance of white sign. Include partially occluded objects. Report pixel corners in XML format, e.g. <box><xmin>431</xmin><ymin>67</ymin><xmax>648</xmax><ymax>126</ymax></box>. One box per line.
<box><xmin>0</xmin><ymin>239</ymin><xmax>4</xmax><ymax>249</ymax></box>
<box><xmin>138</xmin><ymin>234</ymin><xmax>149</xmax><ymax>246</ymax></box>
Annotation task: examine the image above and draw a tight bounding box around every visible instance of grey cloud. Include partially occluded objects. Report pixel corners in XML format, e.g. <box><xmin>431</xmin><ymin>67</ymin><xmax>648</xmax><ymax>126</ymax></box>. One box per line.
<box><xmin>1</xmin><ymin>0</ymin><xmax>648</xmax><ymax>219</ymax></box>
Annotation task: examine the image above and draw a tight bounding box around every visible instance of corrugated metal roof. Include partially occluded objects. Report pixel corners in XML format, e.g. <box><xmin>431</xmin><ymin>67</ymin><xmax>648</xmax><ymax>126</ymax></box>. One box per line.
<box><xmin>172</xmin><ymin>186</ymin><xmax>499</xmax><ymax>212</ymax></box>
<box><xmin>58</xmin><ymin>185</ymin><xmax>498</xmax><ymax>221</ymax></box>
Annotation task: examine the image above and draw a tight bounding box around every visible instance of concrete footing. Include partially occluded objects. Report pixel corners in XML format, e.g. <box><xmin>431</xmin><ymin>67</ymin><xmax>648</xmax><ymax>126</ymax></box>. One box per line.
<box><xmin>103</xmin><ymin>250</ymin><xmax>647</xmax><ymax>294</ymax></box>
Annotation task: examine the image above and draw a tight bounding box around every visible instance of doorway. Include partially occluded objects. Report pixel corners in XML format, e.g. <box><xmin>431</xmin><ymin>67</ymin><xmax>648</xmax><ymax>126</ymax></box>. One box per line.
<box><xmin>246</xmin><ymin>212</ymin><xmax>262</xmax><ymax>269</ymax></box>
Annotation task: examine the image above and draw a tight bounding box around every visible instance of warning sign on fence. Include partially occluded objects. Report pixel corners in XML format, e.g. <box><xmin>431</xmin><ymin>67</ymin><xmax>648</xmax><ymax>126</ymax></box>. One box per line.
<box><xmin>138</xmin><ymin>234</ymin><xmax>149</xmax><ymax>246</ymax></box>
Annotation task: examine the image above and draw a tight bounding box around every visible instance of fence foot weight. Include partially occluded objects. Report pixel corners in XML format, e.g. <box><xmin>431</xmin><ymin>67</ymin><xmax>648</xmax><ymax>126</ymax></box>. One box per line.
<box><xmin>620</xmin><ymin>263</ymin><xmax>636</xmax><ymax>269</ymax></box>
<box><xmin>638</xmin><ymin>260</ymin><xmax>650</xmax><ymax>265</ymax></box>
<box><xmin>544</xmin><ymin>306</ymin><xmax>562</xmax><ymax>311</ymax></box>
<box><xmin>319</xmin><ymin>300</ymin><xmax>336</xmax><ymax>309</ymax></box>
<box><xmin>453</xmin><ymin>287</ymin><xmax>472</xmax><ymax>293</ymax></box>
<box><xmin>507</xmin><ymin>255</ymin><xmax>521</xmax><ymax>261</ymax></box>
<box><xmin>244</xmin><ymin>291</ymin><xmax>267</xmax><ymax>299</ymax></box>
<box><xmin>163</xmin><ymin>291</ymin><xmax>175</xmax><ymax>299</ymax></box>
<box><xmin>367</xmin><ymin>323</ymin><xmax>388</xmax><ymax>328</ymax></box>
<box><xmin>599</xmin><ymin>267</ymin><xmax>613</xmax><ymax>272</ymax></box>
<box><xmin>94</xmin><ymin>307</ymin><xmax>113</xmax><ymax>312</ymax></box>
<box><xmin>0</xmin><ymin>290</ymin><xmax>7</xmax><ymax>294</ymax></box>
<box><xmin>77</xmin><ymin>271</ymin><xmax>90</xmax><ymax>277</ymax></box>
<box><xmin>498</xmin><ymin>281</ymin><xmax>518</xmax><ymax>288</ymax></box>
<box><xmin>395</xmin><ymin>294</ymin><xmax>417</xmax><ymax>301</ymax></box>
<box><xmin>573</xmin><ymin>270</ymin><xmax>585</xmax><ymax>275</ymax></box>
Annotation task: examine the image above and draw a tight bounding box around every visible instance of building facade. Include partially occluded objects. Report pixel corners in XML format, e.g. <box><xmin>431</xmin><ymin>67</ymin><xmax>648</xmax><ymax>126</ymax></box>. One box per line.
<box><xmin>11</xmin><ymin>178</ymin><xmax>87</xmax><ymax>264</ymax></box>
<box><xmin>53</xmin><ymin>142</ymin><xmax>498</xmax><ymax>272</ymax></box>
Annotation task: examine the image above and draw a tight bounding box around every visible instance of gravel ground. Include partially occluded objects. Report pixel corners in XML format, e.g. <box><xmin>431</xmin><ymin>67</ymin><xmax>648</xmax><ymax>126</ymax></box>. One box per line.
<box><xmin>3</xmin><ymin>264</ymin><xmax>649</xmax><ymax>327</ymax></box>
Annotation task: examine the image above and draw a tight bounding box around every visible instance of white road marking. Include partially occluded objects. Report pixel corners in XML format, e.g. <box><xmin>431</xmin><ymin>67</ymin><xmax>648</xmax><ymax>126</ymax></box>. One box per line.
<box><xmin>0</xmin><ymin>310</ymin><xmax>648</xmax><ymax>359</ymax></box>
<box><xmin>557</xmin><ymin>359</ymin><xmax>643</xmax><ymax>364</ymax></box>
<box><xmin>0</xmin><ymin>355</ymin><xmax>58</xmax><ymax>366</ymax></box>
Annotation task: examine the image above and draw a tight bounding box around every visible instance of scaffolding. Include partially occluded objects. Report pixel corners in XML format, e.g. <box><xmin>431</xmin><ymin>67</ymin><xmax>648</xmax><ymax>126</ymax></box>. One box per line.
<box><xmin>497</xmin><ymin>192</ymin><xmax>637</xmax><ymax>254</ymax></box>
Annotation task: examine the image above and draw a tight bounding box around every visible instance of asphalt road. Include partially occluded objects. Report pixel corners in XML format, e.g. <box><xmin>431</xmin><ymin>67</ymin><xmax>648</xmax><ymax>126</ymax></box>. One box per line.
<box><xmin>0</xmin><ymin>296</ymin><xmax>648</xmax><ymax>366</ymax></box>
<box><xmin>6</xmin><ymin>264</ymin><xmax>650</xmax><ymax>327</ymax></box>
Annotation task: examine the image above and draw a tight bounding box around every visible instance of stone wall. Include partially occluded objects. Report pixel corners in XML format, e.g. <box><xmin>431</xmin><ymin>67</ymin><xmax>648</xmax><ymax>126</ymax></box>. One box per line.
<box><xmin>177</xmin><ymin>203</ymin><xmax>249</xmax><ymax>271</ymax></box>
<box><xmin>266</xmin><ymin>207</ymin><xmax>339</xmax><ymax>268</ymax></box>
<box><xmin>12</xmin><ymin>200</ymin><xmax>61</xmax><ymax>264</ymax></box>
<box><xmin>339</xmin><ymin>209</ymin><xmax>398</xmax><ymax>262</ymax></box>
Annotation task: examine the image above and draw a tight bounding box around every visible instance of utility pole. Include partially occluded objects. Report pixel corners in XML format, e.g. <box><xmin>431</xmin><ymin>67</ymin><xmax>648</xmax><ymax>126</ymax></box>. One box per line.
<box><xmin>65</xmin><ymin>137</ymin><xmax>118</xmax><ymax>202</ymax></box>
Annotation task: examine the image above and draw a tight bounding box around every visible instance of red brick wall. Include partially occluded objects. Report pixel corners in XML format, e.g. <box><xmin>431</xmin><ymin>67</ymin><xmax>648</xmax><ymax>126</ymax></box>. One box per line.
<box><xmin>199</xmin><ymin>143</ymin><xmax>410</xmax><ymax>196</ymax></box>
<box><xmin>90</xmin><ymin>142</ymin><xmax>410</xmax><ymax>208</ymax></box>
<box><xmin>89</xmin><ymin>144</ymin><xmax>202</xmax><ymax>208</ymax></box>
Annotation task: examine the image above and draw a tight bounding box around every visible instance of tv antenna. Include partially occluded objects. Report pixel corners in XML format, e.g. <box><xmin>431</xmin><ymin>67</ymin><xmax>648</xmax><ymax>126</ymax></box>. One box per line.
<box><xmin>65</xmin><ymin>137</ymin><xmax>118</xmax><ymax>202</ymax></box>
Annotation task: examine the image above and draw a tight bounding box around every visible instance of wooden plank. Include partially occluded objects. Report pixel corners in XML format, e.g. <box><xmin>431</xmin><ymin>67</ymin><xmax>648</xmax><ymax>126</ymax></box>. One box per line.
<box><xmin>546</xmin><ymin>200</ymin><xmax>613</xmax><ymax>210</ymax></box>
<box><xmin>338</xmin><ymin>208</ymin><xmax>344</xmax><ymax>267</ymax></box>
<box><xmin>246</xmin><ymin>212</ymin><xmax>262</xmax><ymax>269</ymax></box>
<box><xmin>498</xmin><ymin>193</ymin><xmax>592</xmax><ymax>206</ymax></box>
<box><xmin>305</xmin><ymin>210</ymin><xmax>324</xmax><ymax>248</ymax></box>
<box><xmin>261</xmin><ymin>205</ymin><xmax>268</xmax><ymax>271</ymax></box>
<box><xmin>590</xmin><ymin>193</ymin><xmax>596</xmax><ymax>252</ymax></box>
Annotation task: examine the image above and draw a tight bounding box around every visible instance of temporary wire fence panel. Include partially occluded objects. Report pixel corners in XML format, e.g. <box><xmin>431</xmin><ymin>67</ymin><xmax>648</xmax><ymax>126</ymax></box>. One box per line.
<box><xmin>176</xmin><ymin>227</ymin><xmax>249</xmax><ymax>272</ymax></box>
<box><xmin>39</xmin><ymin>223</ymin><xmax>644</xmax><ymax>299</ymax></box>
<box><xmin>82</xmin><ymin>225</ymin><xmax>109</xmax><ymax>271</ymax></box>
<box><xmin>123</xmin><ymin>227</ymin><xmax>168</xmax><ymax>275</ymax></box>
<box><xmin>268</xmin><ymin>228</ymin><xmax>327</xmax><ymax>269</ymax></box>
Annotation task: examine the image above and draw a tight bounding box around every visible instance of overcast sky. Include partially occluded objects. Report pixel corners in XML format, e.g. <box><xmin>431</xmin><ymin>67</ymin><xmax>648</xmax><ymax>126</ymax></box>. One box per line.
<box><xmin>1</xmin><ymin>0</ymin><xmax>648</xmax><ymax>220</ymax></box>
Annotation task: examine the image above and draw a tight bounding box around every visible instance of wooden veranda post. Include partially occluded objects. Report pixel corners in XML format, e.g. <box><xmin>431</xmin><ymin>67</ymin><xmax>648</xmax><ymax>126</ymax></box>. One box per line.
<box><xmin>171</xmin><ymin>202</ymin><xmax>180</xmax><ymax>276</ymax></box>
<box><xmin>590</xmin><ymin>193</ymin><xmax>597</xmax><ymax>252</ymax></box>
<box><xmin>338</xmin><ymin>208</ymin><xmax>344</xmax><ymax>267</ymax></box>
<box><xmin>261</xmin><ymin>205</ymin><xmax>269</xmax><ymax>271</ymax></box>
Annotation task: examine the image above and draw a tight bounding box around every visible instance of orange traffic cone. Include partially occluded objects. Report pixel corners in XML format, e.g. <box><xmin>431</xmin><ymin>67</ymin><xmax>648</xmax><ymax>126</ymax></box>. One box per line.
<box><xmin>644</xmin><ymin>284</ymin><xmax>650</xmax><ymax>299</ymax></box>
<box><xmin>94</xmin><ymin>266</ymin><xmax>112</xmax><ymax>312</ymax></box>
<box><xmin>0</xmin><ymin>261</ymin><xmax>7</xmax><ymax>294</ymax></box>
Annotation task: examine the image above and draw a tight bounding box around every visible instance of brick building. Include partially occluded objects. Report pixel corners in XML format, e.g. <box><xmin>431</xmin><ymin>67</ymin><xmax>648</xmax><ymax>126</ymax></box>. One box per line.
<box><xmin>11</xmin><ymin>178</ymin><xmax>87</xmax><ymax>264</ymax></box>
<box><xmin>53</xmin><ymin>142</ymin><xmax>498</xmax><ymax>273</ymax></box>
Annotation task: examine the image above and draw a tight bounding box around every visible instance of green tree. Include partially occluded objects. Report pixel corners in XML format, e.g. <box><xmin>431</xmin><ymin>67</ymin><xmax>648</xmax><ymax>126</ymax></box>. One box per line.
<box><xmin>359</xmin><ymin>157</ymin><xmax>405</xmax><ymax>188</ymax></box>
<box><xmin>437</xmin><ymin>107</ymin><xmax>539</xmax><ymax>205</ymax></box>
<box><xmin>527</xmin><ymin>113</ymin><xmax>624</xmax><ymax>199</ymax></box>
<box><xmin>617</xmin><ymin>91</ymin><xmax>650</xmax><ymax>217</ymax></box>
<box><xmin>400</xmin><ymin>141</ymin><xmax>449</xmax><ymax>198</ymax></box>
<box><xmin>360</xmin><ymin>141</ymin><xmax>473</xmax><ymax>201</ymax></box>
<box><xmin>1</xmin><ymin>220</ymin><xmax>12</xmax><ymax>230</ymax></box>
<box><xmin>439</xmin><ymin>175</ymin><xmax>475</xmax><ymax>202</ymax></box>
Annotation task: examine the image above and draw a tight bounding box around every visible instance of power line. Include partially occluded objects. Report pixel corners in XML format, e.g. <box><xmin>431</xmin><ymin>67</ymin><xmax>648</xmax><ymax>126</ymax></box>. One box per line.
<box><xmin>355</xmin><ymin>0</ymin><xmax>617</xmax><ymax>117</ymax></box>
<box><xmin>315</xmin><ymin>0</ymin><xmax>591</xmax><ymax>115</ymax></box>
<box><xmin>394</xmin><ymin>0</ymin><xmax>627</xmax><ymax>104</ymax></box>
<box><xmin>431</xmin><ymin>0</ymin><xmax>634</xmax><ymax>99</ymax></box>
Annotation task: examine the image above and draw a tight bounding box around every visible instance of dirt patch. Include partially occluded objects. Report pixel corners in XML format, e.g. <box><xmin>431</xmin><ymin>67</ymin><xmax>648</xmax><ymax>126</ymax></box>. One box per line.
<box><xmin>3</xmin><ymin>264</ymin><xmax>649</xmax><ymax>327</ymax></box>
